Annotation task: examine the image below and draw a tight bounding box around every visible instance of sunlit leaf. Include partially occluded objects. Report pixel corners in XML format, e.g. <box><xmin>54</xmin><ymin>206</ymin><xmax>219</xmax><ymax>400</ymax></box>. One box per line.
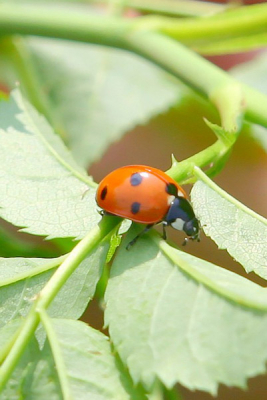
<box><xmin>28</xmin><ymin>37</ymin><xmax>182</xmax><ymax>167</ymax></box>
<box><xmin>1</xmin><ymin>337</ymin><xmax>41</xmax><ymax>400</ymax></box>
<box><xmin>25</xmin><ymin>319</ymin><xmax>145</xmax><ymax>400</ymax></box>
<box><xmin>0</xmin><ymin>89</ymin><xmax>99</xmax><ymax>239</ymax></box>
<box><xmin>191</xmin><ymin>174</ymin><xmax>267</xmax><ymax>280</ymax></box>
<box><xmin>105</xmin><ymin>226</ymin><xmax>267</xmax><ymax>394</ymax></box>
<box><xmin>0</xmin><ymin>241</ymin><xmax>107</xmax><ymax>328</ymax></box>
<box><xmin>0</xmin><ymin>319</ymin><xmax>22</xmax><ymax>357</ymax></box>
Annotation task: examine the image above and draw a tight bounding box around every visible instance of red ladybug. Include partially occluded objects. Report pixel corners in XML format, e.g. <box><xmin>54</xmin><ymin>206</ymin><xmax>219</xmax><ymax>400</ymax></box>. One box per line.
<box><xmin>96</xmin><ymin>165</ymin><xmax>200</xmax><ymax>247</ymax></box>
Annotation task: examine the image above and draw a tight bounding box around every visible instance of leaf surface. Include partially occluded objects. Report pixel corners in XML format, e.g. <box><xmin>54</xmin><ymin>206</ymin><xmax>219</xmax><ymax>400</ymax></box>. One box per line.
<box><xmin>105</xmin><ymin>226</ymin><xmax>267</xmax><ymax>394</ymax></box>
<box><xmin>0</xmin><ymin>89</ymin><xmax>99</xmax><ymax>239</ymax></box>
<box><xmin>24</xmin><ymin>319</ymin><xmax>144</xmax><ymax>400</ymax></box>
<box><xmin>0</xmin><ymin>241</ymin><xmax>107</xmax><ymax>329</ymax></box>
<box><xmin>28</xmin><ymin>37</ymin><xmax>182</xmax><ymax>167</ymax></box>
<box><xmin>191</xmin><ymin>177</ymin><xmax>267</xmax><ymax>279</ymax></box>
<box><xmin>0</xmin><ymin>336</ymin><xmax>42</xmax><ymax>400</ymax></box>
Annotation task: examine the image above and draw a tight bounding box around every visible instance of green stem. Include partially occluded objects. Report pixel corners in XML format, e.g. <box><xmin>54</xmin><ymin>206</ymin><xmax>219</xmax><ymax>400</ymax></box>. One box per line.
<box><xmin>194</xmin><ymin>32</ymin><xmax>267</xmax><ymax>56</ymax></box>
<box><xmin>0</xmin><ymin>4</ymin><xmax>130</xmax><ymax>49</ymax></box>
<box><xmin>166</xmin><ymin>140</ymin><xmax>228</xmax><ymax>183</ymax></box>
<box><xmin>126</xmin><ymin>31</ymin><xmax>248</xmax><ymax>131</ymax></box>
<box><xmin>0</xmin><ymin>322</ymin><xmax>25</xmax><ymax>365</ymax></box>
<box><xmin>0</xmin><ymin>216</ymin><xmax>120</xmax><ymax>392</ymax></box>
<box><xmin>0</xmin><ymin>4</ymin><xmax>266</xmax><ymax>128</ymax></box>
<box><xmin>241</xmin><ymin>85</ymin><xmax>267</xmax><ymax>128</ymax></box>
<box><xmin>0</xmin><ymin>306</ymin><xmax>39</xmax><ymax>393</ymax></box>
<box><xmin>93</xmin><ymin>0</ymin><xmax>228</xmax><ymax>17</ymax></box>
<box><xmin>145</xmin><ymin>2</ymin><xmax>267</xmax><ymax>41</ymax></box>
<box><xmin>37</xmin><ymin>217</ymin><xmax>120</xmax><ymax>310</ymax></box>
<box><xmin>127</xmin><ymin>31</ymin><xmax>231</xmax><ymax>98</ymax></box>
<box><xmin>11</xmin><ymin>37</ymin><xmax>68</xmax><ymax>140</ymax></box>
<box><xmin>7</xmin><ymin>38</ymin><xmax>55</xmax><ymax>121</ymax></box>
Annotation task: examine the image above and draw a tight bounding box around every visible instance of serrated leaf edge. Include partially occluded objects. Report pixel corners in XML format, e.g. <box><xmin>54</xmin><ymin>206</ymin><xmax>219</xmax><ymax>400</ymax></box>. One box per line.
<box><xmin>13</xmin><ymin>89</ymin><xmax>97</xmax><ymax>188</ymax></box>
<box><xmin>194</xmin><ymin>166</ymin><xmax>267</xmax><ymax>226</ymax></box>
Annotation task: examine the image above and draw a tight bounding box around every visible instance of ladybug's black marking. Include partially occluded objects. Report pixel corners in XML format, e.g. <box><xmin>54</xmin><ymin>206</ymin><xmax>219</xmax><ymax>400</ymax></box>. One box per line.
<box><xmin>130</xmin><ymin>172</ymin><xmax>143</xmax><ymax>186</ymax></box>
<box><xmin>131</xmin><ymin>202</ymin><xmax>141</xmax><ymax>214</ymax></box>
<box><xmin>166</xmin><ymin>182</ymin><xmax>178</xmax><ymax>196</ymax></box>
<box><xmin>164</xmin><ymin>197</ymin><xmax>200</xmax><ymax>240</ymax></box>
<box><xmin>100</xmin><ymin>186</ymin><xmax>108</xmax><ymax>200</ymax></box>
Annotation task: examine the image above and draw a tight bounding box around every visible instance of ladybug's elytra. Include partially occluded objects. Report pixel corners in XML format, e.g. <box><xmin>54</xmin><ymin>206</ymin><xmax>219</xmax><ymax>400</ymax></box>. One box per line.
<box><xmin>96</xmin><ymin>165</ymin><xmax>200</xmax><ymax>247</ymax></box>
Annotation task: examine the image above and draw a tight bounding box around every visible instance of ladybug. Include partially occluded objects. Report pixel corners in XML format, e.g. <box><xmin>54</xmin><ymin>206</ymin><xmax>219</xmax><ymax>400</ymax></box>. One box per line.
<box><xmin>96</xmin><ymin>165</ymin><xmax>200</xmax><ymax>248</ymax></box>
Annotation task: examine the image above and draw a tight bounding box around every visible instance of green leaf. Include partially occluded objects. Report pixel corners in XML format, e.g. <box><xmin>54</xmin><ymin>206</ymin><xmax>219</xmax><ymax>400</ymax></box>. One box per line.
<box><xmin>105</xmin><ymin>226</ymin><xmax>267</xmax><ymax>394</ymax></box>
<box><xmin>21</xmin><ymin>354</ymin><xmax>62</xmax><ymax>400</ymax></box>
<box><xmin>49</xmin><ymin>242</ymin><xmax>108</xmax><ymax>320</ymax></box>
<box><xmin>25</xmin><ymin>319</ymin><xmax>144</xmax><ymax>400</ymax></box>
<box><xmin>28</xmin><ymin>37</ymin><xmax>182</xmax><ymax>167</ymax></box>
<box><xmin>0</xmin><ymin>336</ymin><xmax>41</xmax><ymax>400</ymax></box>
<box><xmin>191</xmin><ymin>169</ymin><xmax>267</xmax><ymax>280</ymax></box>
<box><xmin>106</xmin><ymin>231</ymin><xmax>122</xmax><ymax>263</ymax></box>
<box><xmin>0</xmin><ymin>241</ymin><xmax>107</xmax><ymax>329</ymax></box>
<box><xmin>0</xmin><ymin>319</ymin><xmax>22</xmax><ymax>358</ymax></box>
<box><xmin>0</xmin><ymin>89</ymin><xmax>99</xmax><ymax>239</ymax></box>
<box><xmin>204</xmin><ymin>119</ymin><xmax>238</xmax><ymax>145</ymax></box>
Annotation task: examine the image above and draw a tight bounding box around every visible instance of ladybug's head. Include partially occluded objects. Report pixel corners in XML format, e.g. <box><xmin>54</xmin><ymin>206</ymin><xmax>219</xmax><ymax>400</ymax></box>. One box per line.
<box><xmin>164</xmin><ymin>197</ymin><xmax>200</xmax><ymax>241</ymax></box>
<box><xmin>183</xmin><ymin>217</ymin><xmax>200</xmax><ymax>241</ymax></box>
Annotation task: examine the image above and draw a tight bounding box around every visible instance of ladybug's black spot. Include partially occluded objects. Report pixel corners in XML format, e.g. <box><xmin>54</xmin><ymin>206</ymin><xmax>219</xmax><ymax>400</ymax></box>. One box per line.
<box><xmin>166</xmin><ymin>183</ymin><xmax>177</xmax><ymax>196</ymax></box>
<box><xmin>100</xmin><ymin>186</ymin><xmax>108</xmax><ymax>200</ymax></box>
<box><xmin>130</xmin><ymin>172</ymin><xmax>143</xmax><ymax>186</ymax></box>
<box><xmin>131</xmin><ymin>202</ymin><xmax>141</xmax><ymax>214</ymax></box>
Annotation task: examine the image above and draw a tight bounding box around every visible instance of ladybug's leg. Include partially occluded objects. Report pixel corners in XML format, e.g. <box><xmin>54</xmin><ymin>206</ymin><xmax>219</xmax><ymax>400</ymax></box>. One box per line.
<box><xmin>126</xmin><ymin>224</ymin><xmax>154</xmax><ymax>250</ymax></box>
<box><xmin>182</xmin><ymin>235</ymin><xmax>200</xmax><ymax>246</ymax></box>
<box><xmin>182</xmin><ymin>237</ymin><xmax>189</xmax><ymax>246</ymax></box>
<box><xmin>162</xmin><ymin>222</ymin><xmax>167</xmax><ymax>240</ymax></box>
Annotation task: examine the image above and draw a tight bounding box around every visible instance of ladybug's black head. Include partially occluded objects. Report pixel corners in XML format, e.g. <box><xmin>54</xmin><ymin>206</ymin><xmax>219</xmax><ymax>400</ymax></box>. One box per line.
<box><xmin>183</xmin><ymin>217</ymin><xmax>200</xmax><ymax>241</ymax></box>
<box><xmin>164</xmin><ymin>197</ymin><xmax>200</xmax><ymax>241</ymax></box>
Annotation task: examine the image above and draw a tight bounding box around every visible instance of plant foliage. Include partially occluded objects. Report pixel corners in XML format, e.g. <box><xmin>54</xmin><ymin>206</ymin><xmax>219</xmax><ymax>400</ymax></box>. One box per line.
<box><xmin>0</xmin><ymin>1</ymin><xmax>267</xmax><ymax>400</ymax></box>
